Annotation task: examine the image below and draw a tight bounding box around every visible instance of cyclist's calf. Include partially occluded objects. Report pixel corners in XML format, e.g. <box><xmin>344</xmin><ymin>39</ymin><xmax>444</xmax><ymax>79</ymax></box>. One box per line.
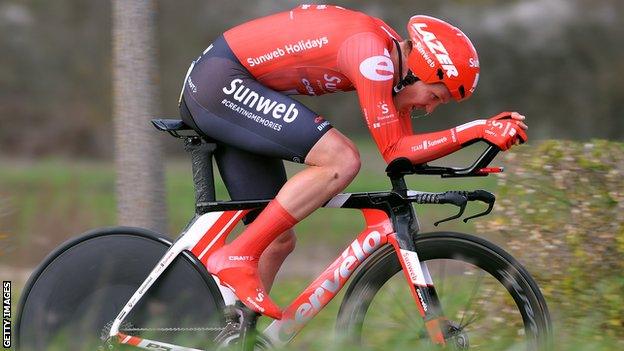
<box><xmin>260</xmin><ymin>229</ymin><xmax>297</xmax><ymax>291</ymax></box>
<box><xmin>266</xmin><ymin>230</ymin><xmax>297</xmax><ymax>255</ymax></box>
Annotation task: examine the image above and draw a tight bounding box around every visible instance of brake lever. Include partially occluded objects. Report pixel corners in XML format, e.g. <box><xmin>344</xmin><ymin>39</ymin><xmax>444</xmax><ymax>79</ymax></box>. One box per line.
<box><xmin>463</xmin><ymin>190</ymin><xmax>496</xmax><ymax>223</ymax></box>
<box><xmin>434</xmin><ymin>192</ymin><xmax>468</xmax><ymax>226</ymax></box>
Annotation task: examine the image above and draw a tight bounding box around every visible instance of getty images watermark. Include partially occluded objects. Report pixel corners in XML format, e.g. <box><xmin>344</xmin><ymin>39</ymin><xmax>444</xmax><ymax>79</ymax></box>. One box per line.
<box><xmin>2</xmin><ymin>281</ymin><xmax>10</xmax><ymax>348</ymax></box>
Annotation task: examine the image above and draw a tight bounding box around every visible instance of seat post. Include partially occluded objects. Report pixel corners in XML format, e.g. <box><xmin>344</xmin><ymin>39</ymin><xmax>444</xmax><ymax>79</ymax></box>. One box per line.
<box><xmin>183</xmin><ymin>136</ymin><xmax>217</xmax><ymax>211</ymax></box>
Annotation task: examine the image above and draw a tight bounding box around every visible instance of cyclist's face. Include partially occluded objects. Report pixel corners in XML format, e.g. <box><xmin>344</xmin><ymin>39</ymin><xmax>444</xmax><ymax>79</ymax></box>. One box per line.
<box><xmin>393</xmin><ymin>81</ymin><xmax>451</xmax><ymax>116</ymax></box>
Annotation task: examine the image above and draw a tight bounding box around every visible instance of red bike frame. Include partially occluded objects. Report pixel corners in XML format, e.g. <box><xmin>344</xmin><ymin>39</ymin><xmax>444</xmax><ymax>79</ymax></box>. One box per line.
<box><xmin>108</xmin><ymin>124</ymin><xmax>505</xmax><ymax>350</ymax></box>
<box><xmin>109</xmin><ymin>191</ymin><xmax>448</xmax><ymax>350</ymax></box>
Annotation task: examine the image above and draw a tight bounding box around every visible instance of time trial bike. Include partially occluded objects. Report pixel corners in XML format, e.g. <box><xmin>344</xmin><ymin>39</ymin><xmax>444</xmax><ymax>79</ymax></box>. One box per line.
<box><xmin>16</xmin><ymin>118</ymin><xmax>552</xmax><ymax>350</ymax></box>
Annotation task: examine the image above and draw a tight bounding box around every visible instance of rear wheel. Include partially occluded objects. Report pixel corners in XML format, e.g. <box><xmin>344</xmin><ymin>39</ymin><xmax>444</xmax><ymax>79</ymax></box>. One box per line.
<box><xmin>16</xmin><ymin>226</ymin><xmax>225</xmax><ymax>350</ymax></box>
<box><xmin>337</xmin><ymin>232</ymin><xmax>551</xmax><ymax>350</ymax></box>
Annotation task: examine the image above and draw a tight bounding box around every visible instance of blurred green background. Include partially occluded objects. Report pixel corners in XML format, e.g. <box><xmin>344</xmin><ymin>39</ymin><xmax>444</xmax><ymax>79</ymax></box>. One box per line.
<box><xmin>1</xmin><ymin>0</ymin><xmax>623</xmax><ymax>349</ymax></box>
<box><xmin>1</xmin><ymin>0</ymin><xmax>623</xmax><ymax>158</ymax></box>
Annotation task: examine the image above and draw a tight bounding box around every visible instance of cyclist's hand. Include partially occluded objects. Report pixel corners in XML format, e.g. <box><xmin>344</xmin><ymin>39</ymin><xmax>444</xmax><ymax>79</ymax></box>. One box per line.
<box><xmin>488</xmin><ymin>111</ymin><xmax>528</xmax><ymax>131</ymax></box>
<box><xmin>483</xmin><ymin>112</ymin><xmax>528</xmax><ymax>150</ymax></box>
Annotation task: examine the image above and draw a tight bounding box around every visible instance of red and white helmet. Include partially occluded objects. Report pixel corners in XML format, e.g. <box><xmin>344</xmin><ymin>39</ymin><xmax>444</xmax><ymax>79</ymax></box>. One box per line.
<box><xmin>407</xmin><ymin>15</ymin><xmax>480</xmax><ymax>101</ymax></box>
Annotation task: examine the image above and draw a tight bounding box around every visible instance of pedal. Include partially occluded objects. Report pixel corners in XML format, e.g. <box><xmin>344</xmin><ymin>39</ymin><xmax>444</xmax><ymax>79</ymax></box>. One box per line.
<box><xmin>214</xmin><ymin>305</ymin><xmax>272</xmax><ymax>351</ymax></box>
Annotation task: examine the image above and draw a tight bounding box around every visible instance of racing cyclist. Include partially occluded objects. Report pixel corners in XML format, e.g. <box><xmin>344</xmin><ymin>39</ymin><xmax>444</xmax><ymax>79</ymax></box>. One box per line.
<box><xmin>178</xmin><ymin>4</ymin><xmax>528</xmax><ymax>319</ymax></box>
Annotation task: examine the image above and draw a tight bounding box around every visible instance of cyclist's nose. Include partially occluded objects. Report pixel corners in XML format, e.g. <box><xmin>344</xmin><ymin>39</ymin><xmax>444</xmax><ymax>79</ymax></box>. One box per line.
<box><xmin>426</xmin><ymin>101</ymin><xmax>439</xmax><ymax>114</ymax></box>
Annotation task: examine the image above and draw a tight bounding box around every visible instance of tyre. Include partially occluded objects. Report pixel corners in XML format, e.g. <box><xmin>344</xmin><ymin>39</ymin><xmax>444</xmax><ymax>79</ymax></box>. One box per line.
<box><xmin>337</xmin><ymin>232</ymin><xmax>551</xmax><ymax>350</ymax></box>
<box><xmin>16</xmin><ymin>226</ymin><xmax>225</xmax><ymax>350</ymax></box>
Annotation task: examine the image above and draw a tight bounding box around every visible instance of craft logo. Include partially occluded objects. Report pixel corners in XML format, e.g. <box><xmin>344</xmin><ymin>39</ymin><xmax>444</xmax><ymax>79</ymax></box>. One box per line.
<box><xmin>3</xmin><ymin>281</ymin><xmax>10</xmax><ymax>348</ymax></box>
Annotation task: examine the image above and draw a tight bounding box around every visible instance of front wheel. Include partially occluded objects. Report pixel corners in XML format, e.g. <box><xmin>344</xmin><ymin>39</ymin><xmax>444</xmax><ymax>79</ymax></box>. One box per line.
<box><xmin>336</xmin><ymin>232</ymin><xmax>551</xmax><ymax>350</ymax></box>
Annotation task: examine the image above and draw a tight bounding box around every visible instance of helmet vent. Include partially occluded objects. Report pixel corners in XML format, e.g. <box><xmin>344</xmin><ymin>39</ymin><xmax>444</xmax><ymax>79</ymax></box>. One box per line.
<box><xmin>458</xmin><ymin>85</ymin><xmax>466</xmax><ymax>98</ymax></box>
<box><xmin>436</xmin><ymin>68</ymin><xmax>444</xmax><ymax>80</ymax></box>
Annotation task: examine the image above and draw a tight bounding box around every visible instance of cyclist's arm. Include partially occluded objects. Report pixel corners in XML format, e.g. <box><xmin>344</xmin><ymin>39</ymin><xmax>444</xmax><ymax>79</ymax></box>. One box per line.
<box><xmin>384</xmin><ymin>113</ymin><xmax>495</xmax><ymax>164</ymax></box>
<box><xmin>337</xmin><ymin>33</ymin><xmax>484</xmax><ymax>164</ymax></box>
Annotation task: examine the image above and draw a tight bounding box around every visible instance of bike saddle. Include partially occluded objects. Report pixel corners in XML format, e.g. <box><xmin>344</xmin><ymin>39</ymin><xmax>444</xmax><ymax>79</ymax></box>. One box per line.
<box><xmin>151</xmin><ymin>118</ymin><xmax>192</xmax><ymax>132</ymax></box>
<box><xmin>152</xmin><ymin>118</ymin><xmax>206</xmax><ymax>139</ymax></box>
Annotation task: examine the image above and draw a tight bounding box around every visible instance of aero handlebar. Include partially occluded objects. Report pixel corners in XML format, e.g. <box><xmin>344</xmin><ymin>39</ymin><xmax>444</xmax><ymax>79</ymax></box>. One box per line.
<box><xmin>386</xmin><ymin>144</ymin><xmax>503</xmax><ymax>225</ymax></box>
<box><xmin>385</xmin><ymin>144</ymin><xmax>504</xmax><ymax>178</ymax></box>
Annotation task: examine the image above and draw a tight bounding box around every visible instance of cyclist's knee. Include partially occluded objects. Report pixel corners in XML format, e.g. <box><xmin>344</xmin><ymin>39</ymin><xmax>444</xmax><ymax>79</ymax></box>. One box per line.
<box><xmin>328</xmin><ymin>138</ymin><xmax>360</xmax><ymax>191</ymax></box>
<box><xmin>306</xmin><ymin>129</ymin><xmax>361</xmax><ymax>183</ymax></box>
<box><xmin>336</xmin><ymin>144</ymin><xmax>361</xmax><ymax>184</ymax></box>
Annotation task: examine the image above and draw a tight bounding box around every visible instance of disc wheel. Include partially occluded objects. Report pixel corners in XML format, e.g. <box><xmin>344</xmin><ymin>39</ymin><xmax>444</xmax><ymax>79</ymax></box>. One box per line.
<box><xmin>16</xmin><ymin>226</ymin><xmax>225</xmax><ymax>350</ymax></box>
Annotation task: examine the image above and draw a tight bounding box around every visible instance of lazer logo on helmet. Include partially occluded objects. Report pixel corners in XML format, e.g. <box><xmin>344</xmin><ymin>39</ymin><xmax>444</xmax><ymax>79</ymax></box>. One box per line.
<box><xmin>223</xmin><ymin>79</ymin><xmax>298</xmax><ymax>122</ymax></box>
<box><xmin>412</xmin><ymin>23</ymin><xmax>459</xmax><ymax>78</ymax></box>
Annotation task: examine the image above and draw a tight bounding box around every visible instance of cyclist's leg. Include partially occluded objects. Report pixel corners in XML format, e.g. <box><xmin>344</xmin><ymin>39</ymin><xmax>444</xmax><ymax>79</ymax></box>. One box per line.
<box><xmin>213</xmin><ymin>144</ymin><xmax>296</xmax><ymax>292</ymax></box>
<box><xmin>277</xmin><ymin>128</ymin><xmax>360</xmax><ymax>217</ymax></box>
<box><xmin>258</xmin><ymin>229</ymin><xmax>296</xmax><ymax>291</ymax></box>
<box><xmin>181</xmin><ymin>36</ymin><xmax>360</xmax><ymax>318</ymax></box>
<box><xmin>213</xmin><ymin>130</ymin><xmax>360</xmax><ymax>297</ymax></box>
<box><xmin>182</xmin><ymin>93</ymin><xmax>295</xmax><ymax>293</ymax></box>
<box><xmin>205</xmin><ymin>132</ymin><xmax>359</xmax><ymax>320</ymax></box>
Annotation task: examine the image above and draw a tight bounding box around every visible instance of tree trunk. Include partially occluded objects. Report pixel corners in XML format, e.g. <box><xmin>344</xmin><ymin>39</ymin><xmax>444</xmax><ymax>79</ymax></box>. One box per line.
<box><xmin>112</xmin><ymin>0</ymin><xmax>167</xmax><ymax>232</ymax></box>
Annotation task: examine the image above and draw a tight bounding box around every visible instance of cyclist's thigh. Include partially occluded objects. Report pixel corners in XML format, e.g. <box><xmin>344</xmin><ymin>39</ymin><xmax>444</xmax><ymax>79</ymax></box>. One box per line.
<box><xmin>181</xmin><ymin>35</ymin><xmax>332</xmax><ymax>164</ymax></box>
<box><xmin>214</xmin><ymin>144</ymin><xmax>287</xmax><ymax>223</ymax></box>
<box><xmin>215</xmin><ymin>144</ymin><xmax>286</xmax><ymax>201</ymax></box>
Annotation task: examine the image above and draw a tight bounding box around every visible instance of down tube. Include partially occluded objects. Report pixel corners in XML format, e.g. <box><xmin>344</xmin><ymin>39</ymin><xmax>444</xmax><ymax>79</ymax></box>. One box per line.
<box><xmin>263</xmin><ymin>209</ymin><xmax>393</xmax><ymax>346</ymax></box>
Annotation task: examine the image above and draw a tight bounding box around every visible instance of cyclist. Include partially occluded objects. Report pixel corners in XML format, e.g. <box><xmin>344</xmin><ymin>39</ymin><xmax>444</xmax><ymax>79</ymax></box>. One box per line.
<box><xmin>178</xmin><ymin>5</ymin><xmax>527</xmax><ymax>319</ymax></box>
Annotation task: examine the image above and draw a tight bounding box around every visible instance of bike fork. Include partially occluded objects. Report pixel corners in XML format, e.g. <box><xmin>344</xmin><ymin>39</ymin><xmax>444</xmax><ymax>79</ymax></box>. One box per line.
<box><xmin>388</xmin><ymin>233</ymin><xmax>449</xmax><ymax>345</ymax></box>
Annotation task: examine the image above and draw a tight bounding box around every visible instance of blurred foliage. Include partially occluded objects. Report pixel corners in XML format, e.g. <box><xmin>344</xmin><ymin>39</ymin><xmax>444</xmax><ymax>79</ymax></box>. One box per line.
<box><xmin>477</xmin><ymin>140</ymin><xmax>624</xmax><ymax>339</ymax></box>
<box><xmin>0</xmin><ymin>0</ymin><xmax>623</xmax><ymax>158</ymax></box>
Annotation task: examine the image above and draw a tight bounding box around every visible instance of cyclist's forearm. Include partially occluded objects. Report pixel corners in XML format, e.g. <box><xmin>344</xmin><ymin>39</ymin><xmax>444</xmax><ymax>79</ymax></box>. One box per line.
<box><xmin>382</xmin><ymin>129</ymin><xmax>459</xmax><ymax>164</ymax></box>
<box><xmin>381</xmin><ymin>122</ymin><xmax>485</xmax><ymax>164</ymax></box>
